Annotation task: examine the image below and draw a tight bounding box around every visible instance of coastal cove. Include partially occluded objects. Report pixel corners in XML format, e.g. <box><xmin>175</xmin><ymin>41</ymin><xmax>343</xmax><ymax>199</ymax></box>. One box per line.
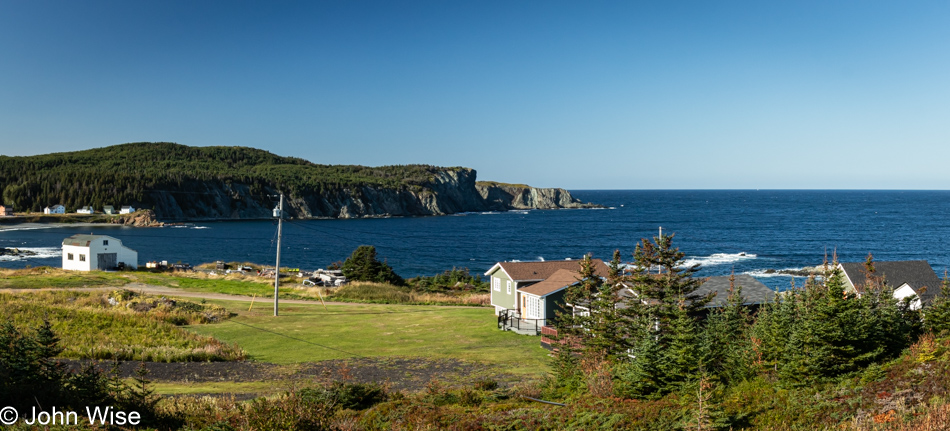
<box><xmin>2</xmin><ymin>190</ymin><xmax>949</xmax><ymax>291</ymax></box>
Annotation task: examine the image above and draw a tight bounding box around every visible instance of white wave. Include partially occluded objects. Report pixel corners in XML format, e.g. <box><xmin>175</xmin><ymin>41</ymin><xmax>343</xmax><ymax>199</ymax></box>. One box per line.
<box><xmin>744</xmin><ymin>269</ymin><xmax>798</xmax><ymax>278</ymax></box>
<box><xmin>0</xmin><ymin>246</ymin><xmax>61</xmax><ymax>262</ymax></box>
<box><xmin>680</xmin><ymin>252</ymin><xmax>756</xmax><ymax>268</ymax></box>
<box><xmin>537</xmin><ymin>256</ymin><xmax>545</xmax><ymax>262</ymax></box>
<box><xmin>192</xmin><ymin>226</ymin><xmax>210</xmax><ymax>229</ymax></box>
<box><xmin>0</xmin><ymin>226</ymin><xmax>53</xmax><ymax>232</ymax></box>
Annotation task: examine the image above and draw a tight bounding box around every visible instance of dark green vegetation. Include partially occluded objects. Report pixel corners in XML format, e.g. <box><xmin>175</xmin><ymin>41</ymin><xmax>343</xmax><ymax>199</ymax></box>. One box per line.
<box><xmin>340</xmin><ymin>245</ymin><xmax>488</xmax><ymax>294</ymax></box>
<box><xmin>0</xmin><ymin>320</ymin><xmax>168</xmax><ymax>427</ymax></box>
<box><xmin>0</xmin><ymin>141</ymin><xmax>458</xmax><ymax>212</ymax></box>
<box><xmin>341</xmin><ymin>245</ymin><xmax>405</xmax><ymax>286</ymax></box>
<box><xmin>407</xmin><ymin>267</ymin><xmax>489</xmax><ymax>293</ymax></box>
<box><xmin>535</xmin><ymin>233</ymin><xmax>950</xmax><ymax>429</ymax></box>
<box><xmin>0</xmin><ymin>289</ymin><xmax>244</xmax><ymax>362</ymax></box>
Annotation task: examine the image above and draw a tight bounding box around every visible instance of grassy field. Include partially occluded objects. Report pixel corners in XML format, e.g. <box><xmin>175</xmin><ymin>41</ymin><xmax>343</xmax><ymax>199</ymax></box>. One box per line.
<box><xmin>0</xmin><ymin>290</ymin><xmax>245</xmax><ymax>361</ymax></box>
<box><xmin>0</xmin><ymin>267</ymin><xmax>489</xmax><ymax>306</ymax></box>
<box><xmin>187</xmin><ymin>299</ymin><xmax>549</xmax><ymax>377</ymax></box>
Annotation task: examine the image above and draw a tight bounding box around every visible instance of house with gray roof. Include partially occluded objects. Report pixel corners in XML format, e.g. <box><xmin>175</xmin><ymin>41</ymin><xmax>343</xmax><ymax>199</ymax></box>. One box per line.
<box><xmin>62</xmin><ymin>234</ymin><xmax>138</xmax><ymax>271</ymax></box>
<box><xmin>694</xmin><ymin>274</ymin><xmax>775</xmax><ymax>307</ymax></box>
<box><xmin>837</xmin><ymin>260</ymin><xmax>942</xmax><ymax>310</ymax></box>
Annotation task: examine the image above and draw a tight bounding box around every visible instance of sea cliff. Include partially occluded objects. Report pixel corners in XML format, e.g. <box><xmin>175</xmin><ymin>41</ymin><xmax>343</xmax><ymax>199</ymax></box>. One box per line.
<box><xmin>147</xmin><ymin>169</ymin><xmax>602</xmax><ymax>220</ymax></box>
<box><xmin>0</xmin><ymin>142</ymin><xmax>602</xmax><ymax>221</ymax></box>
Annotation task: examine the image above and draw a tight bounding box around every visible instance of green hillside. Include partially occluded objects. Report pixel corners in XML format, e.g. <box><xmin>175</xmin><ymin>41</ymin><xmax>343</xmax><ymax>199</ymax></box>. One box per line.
<box><xmin>0</xmin><ymin>142</ymin><xmax>455</xmax><ymax>212</ymax></box>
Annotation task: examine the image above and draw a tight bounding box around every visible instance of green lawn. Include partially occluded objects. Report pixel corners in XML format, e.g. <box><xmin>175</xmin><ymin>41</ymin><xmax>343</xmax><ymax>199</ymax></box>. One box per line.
<box><xmin>187</xmin><ymin>300</ymin><xmax>550</xmax><ymax>377</ymax></box>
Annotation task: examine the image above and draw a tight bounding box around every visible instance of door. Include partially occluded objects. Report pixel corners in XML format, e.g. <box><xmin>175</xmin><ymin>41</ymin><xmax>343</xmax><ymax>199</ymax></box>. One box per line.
<box><xmin>98</xmin><ymin>253</ymin><xmax>117</xmax><ymax>270</ymax></box>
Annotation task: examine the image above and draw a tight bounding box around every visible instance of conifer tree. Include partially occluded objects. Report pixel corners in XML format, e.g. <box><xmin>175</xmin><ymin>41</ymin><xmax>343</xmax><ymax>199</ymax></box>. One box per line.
<box><xmin>700</xmin><ymin>273</ymin><xmax>754</xmax><ymax>385</ymax></box>
<box><xmin>585</xmin><ymin>250</ymin><xmax>631</xmax><ymax>359</ymax></box>
<box><xmin>924</xmin><ymin>274</ymin><xmax>950</xmax><ymax>336</ymax></box>
<box><xmin>616</xmin><ymin>232</ymin><xmax>711</xmax><ymax>398</ymax></box>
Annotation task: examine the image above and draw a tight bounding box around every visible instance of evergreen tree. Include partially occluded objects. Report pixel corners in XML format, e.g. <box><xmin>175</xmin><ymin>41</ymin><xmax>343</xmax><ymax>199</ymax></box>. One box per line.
<box><xmin>341</xmin><ymin>245</ymin><xmax>405</xmax><ymax>286</ymax></box>
<box><xmin>924</xmin><ymin>274</ymin><xmax>950</xmax><ymax>335</ymax></box>
<box><xmin>700</xmin><ymin>273</ymin><xmax>754</xmax><ymax>385</ymax></box>
<box><xmin>616</xmin><ymin>232</ymin><xmax>711</xmax><ymax>398</ymax></box>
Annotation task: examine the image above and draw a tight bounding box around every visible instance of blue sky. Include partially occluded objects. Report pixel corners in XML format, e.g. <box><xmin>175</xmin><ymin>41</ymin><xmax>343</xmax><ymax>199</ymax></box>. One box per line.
<box><xmin>2</xmin><ymin>1</ymin><xmax>949</xmax><ymax>189</ymax></box>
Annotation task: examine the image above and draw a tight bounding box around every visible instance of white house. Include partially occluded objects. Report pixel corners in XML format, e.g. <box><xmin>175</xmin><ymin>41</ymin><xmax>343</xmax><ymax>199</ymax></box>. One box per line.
<box><xmin>44</xmin><ymin>205</ymin><xmax>65</xmax><ymax>214</ymax></box>
<box><xmin>120</xmin><ymin>206</ymin><xmax>135</xmax><ymax>214</ymax></box>
<box><xmin>76</xmin><ymin>206</ymin><xmax>94</xmax><ymax>214</ymax></box>
<box><xmin>838</xmin><ymin>260</ymin><xmax>942</xmax><ymax>310</ymax></box>
<box><xmin>62</xmin><ymin>234</ymin><xmax>138</xmax><ymax>271</ymax></box>
<box><xmin>103</xmin><ymin>205</ymin><xmax>116</xmax><ymax>215</ymax></box>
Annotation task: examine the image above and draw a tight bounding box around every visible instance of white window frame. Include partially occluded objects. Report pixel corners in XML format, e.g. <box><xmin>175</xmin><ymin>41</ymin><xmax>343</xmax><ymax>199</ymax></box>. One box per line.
<box><xmin>67</xmin><ymin>253</ymin><xmax>74</xmax><ymax>261</ymax></box>
<box><xmin>493</xmin><ymin>277</ymin><xmax>500</xmax><ymax>291</ymax></box>
<box><xmin>79</xmin><ymin>254</ymin><xmax>86</xmax><ymax>262</ymax></box>
<box><xmin>506</xmin><ymin>280</ymin><xmax>512</xmax><ymax>294</ymax></box>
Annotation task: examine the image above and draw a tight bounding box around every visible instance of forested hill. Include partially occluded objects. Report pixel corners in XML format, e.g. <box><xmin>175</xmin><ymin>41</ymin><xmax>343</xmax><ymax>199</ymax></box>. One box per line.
<box><xmin>0</xmin><ymin>142</ymin><xmax>598</xmax><ymax>220</ymax></box>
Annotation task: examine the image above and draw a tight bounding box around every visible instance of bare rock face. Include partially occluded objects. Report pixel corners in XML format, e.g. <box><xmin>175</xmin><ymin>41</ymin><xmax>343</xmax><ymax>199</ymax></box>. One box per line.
<box><xmin>111</xmin><ymin>210</ymin><xmax>164</xmax><ymax>227</ymax></box>
<box><xmin>475</xmin><ymin>182</ymin><xmax>603</xmax><ymax>210</ymax></box>
<box><xmin>143</xmin><ymin>168</ymin><xmax>601</xmax><ymax>221</ymax></box>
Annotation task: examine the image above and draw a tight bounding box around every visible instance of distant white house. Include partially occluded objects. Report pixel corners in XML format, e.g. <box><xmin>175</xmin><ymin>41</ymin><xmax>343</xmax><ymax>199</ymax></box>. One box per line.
<box><xmin>62</xmin><ymin>234</ymin><xmax>138</xmax><ymax>271</ymax></box>
<box><xmin>120</xmin><ymin>206</ymin><xmax>135</xmax><ymax>214</ymax></box>
<box><xmin>838</xmin><ymin>260</ymin><xmax>942</xmax><ymax>311</ymax></box>
<box><xmin>103</xmin><ymin>205</ymin><xmax>116</xmax><ymax>215</ymax></box>
<box><xmin>76</xmin><ymin>206</ymin><xmax>94</xmax><ymax>214</ymax></box>
<box><xmin>44</xmin><ymin>205</ymin><xmax>65</xmax><ymax>214</ymax></box>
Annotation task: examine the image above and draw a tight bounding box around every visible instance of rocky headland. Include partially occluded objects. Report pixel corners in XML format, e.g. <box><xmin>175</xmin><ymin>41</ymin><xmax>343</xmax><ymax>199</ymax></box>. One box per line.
<box><xmin>148</xmin><ymin>169</ymin><xmax>602</xmax><ymax>221</ymax></box>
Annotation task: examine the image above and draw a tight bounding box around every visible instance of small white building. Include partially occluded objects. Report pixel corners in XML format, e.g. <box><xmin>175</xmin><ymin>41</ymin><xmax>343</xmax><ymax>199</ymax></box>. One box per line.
<box><xmin>76</xmin><ymin>206</ymin><xmax>94</xmax><ymax>214</ymax></box>
<box><xmin>62</xmin><ymin>234</ymin><xmax>138</xmax><ymax>271</ymax></box>
<box><xmin>120</xmin><ymin>206</ymin><xmax>135</xmax><ymax>214</ymax></box>
<box><xmin>44</xmin><ymin>205</ymin><xmax>66</xmax><ymax>214</ymax></box>
<box><xmin>103</xmin><ymin>205</ymin><xmax>116</xmax><ymax>215</ymax></box>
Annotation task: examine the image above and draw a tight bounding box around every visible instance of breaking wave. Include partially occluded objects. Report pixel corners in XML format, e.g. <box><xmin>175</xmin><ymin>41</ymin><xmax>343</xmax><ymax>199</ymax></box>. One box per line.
<box><xmin>0</xmin><ymin>247</ymin><xmax>61</xmax><ymax>262</ymax></box>
<box><xmin>680</xmin><ymin>252</ymin><xmax>756</xmax><ymax>268</ymax></box>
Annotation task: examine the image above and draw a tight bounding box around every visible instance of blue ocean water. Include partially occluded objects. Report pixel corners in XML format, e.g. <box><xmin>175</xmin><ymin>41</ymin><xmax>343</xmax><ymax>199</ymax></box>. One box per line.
<box><xmin>2</xmin><ymin>190</ymin><xmax>949</xmax><ymax>290</ymax></box>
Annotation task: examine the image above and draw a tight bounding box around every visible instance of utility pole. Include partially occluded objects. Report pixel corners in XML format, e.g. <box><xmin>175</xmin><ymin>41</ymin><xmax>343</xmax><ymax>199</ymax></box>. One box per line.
<box><xmin>274</xmin><ymin>193</ymin><xmax>283</xmax><ymax>317</ymax></box>
<box><xmin>658</xmin><ymin>226</ymin><xmax>663</xmax><ymax>275</ymax></box>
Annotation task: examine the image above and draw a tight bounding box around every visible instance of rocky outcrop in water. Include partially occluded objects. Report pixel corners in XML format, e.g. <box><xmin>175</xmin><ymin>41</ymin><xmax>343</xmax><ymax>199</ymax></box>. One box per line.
<box><xmin>145</xmin><ymin>168</ymin><xmax>602</xmax><ymax>221</ymax></box>
<box><xmin>475</xmin><ymin>182</ymin><xmax>599</xmax><ymax>210</ymax></box>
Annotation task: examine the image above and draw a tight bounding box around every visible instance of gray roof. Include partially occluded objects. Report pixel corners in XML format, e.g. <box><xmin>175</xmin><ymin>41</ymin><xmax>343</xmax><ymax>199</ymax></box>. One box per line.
<box><xmin>839</xmin><ymin>260</ymin><xmax>943</xmax><ymax>306</ymax></box>
<box><xmin>695</xmin><ymin>274</ymin><xmax>775</xmax><ymax>307</ymax></box>
<box><xmin>62</xmin><ymin>234</ymin><xmax>114</xmax><ymax>247</ymax></box>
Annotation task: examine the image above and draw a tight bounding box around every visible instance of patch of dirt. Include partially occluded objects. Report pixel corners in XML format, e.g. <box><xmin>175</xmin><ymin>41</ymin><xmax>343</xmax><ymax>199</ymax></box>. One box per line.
<box><xmin>62</xmin><ymin>360</ymin><xmax>271</xmax><ymax>383</ymax></box>
<box><xmin>60</xmin><ymin>357</ymin><xmax>525</xmax><ymax>395</ymax></box>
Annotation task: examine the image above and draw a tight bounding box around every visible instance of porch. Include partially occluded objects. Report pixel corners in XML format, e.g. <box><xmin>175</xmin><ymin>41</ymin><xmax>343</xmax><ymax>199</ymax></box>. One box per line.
<box><xmin>497</xmin><ymin>309</ymin><xmax>544</xmax><ymax>336</ymax></box>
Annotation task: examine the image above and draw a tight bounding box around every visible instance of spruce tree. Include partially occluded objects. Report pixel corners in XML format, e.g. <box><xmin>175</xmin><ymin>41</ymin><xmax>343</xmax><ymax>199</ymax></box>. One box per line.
<box><xmin>700</xmin><ymin>273</ymin><xmax>754</xmax><ymax>385</ymax></box>
<box><xmin>617</xmin><ymin>232</ymin><xmax>710</xmax><ymax>398</ymax></box>
<box><xmin>925</xmin><ymin>274</ymin><xmax>950</xmax><ymax>335</ymax></box>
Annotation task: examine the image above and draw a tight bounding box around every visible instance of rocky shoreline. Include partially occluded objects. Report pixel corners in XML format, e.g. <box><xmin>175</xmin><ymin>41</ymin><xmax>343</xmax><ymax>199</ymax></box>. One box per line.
<box><xmin>145</xmin><ymin>169</ymin><xmax>602</xmax><ymax>221</ymax></box>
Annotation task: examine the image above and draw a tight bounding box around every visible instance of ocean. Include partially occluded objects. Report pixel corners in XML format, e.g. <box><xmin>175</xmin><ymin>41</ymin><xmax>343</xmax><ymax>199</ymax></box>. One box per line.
<box><xmin>2</xmin><ymin>190</ymin><xmax>949</xmax><ymax>291</ymax></box>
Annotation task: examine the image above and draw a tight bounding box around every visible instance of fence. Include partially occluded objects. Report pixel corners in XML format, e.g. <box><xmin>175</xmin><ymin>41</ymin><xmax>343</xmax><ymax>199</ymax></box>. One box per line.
<box><xmin>497</xmin><ymin>309</ymin><xmax>544</xmax><ymax>335</ymax></box>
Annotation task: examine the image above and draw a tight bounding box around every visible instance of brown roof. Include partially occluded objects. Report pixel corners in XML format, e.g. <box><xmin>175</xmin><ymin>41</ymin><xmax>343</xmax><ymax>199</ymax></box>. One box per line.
<box><xmin>519</xmin><ymin>269</ymin><xmax>584</xmax><ymax>297</ymax></box>
<box><xmin>490</xmin><ymin>259</ymin><xmax>610</xmax><ymax>281</ymax></box>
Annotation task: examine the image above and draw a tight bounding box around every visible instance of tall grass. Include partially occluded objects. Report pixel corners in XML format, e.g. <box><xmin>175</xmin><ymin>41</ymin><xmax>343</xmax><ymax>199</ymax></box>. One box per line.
<box><xmin>0</xmin><ymin>290</ymin><xmax>245</xmax><ymax>362</ymax></box>
<box><xmin>318</xmin><ymin>282</ymin><xmax>490</xmax><ymax>306</ymax></box>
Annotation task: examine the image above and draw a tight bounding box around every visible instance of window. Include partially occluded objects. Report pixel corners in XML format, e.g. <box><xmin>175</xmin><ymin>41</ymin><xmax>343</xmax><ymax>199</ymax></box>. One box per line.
<box><xmin>103</xmin><ymin>240</ymin><xmax>109</xmax><ymax>245</ymax></box>
<box><xmin>492</xmin><ymin>277</ymin><xmax>500</xmax><ymax>291</ymax></box>
<box><xmin>506</xmin><ymin>280</ymin><xmax>512</xmax><ymax>294</ymax></box>
<box><xmin>79</xmin><ymin>254</ymin><xmax>86</xmax><ymax>262</ymax></box>
<box><xmin>67</xmin><ymin>253</ymin><xmax>74</xmax><ymax>260</ymax></box>
<box><xmin>526</xmin><ymin>296</ymin><xmax>543</xmax><ymax>319</ymax></box>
